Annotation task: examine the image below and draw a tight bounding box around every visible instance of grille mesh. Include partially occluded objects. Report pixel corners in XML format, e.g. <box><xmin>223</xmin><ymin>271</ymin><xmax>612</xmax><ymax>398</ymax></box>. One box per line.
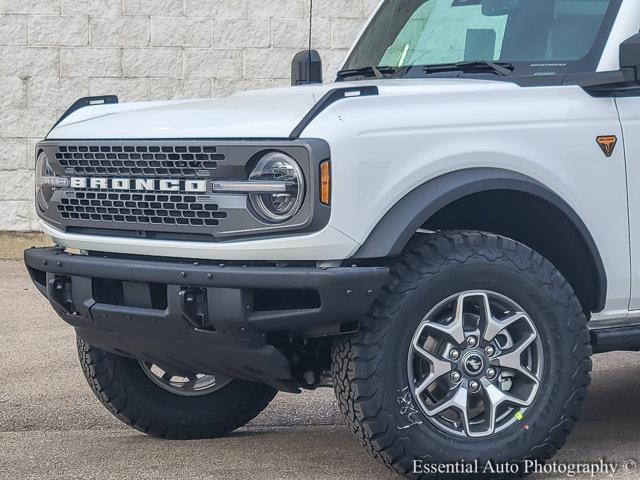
<box><xmin>58</xmin><ymin>191</ymin><xmax>227</xmax><ymax>227</ymax></box>
<box><xmin>40</xmin><ymin>140</ymin><xmax>318</xmax><ymax>240</ymax></box>
<box><xmin>54</xmin><ymin>144</ymin><xmax>225</xmax><ymax>177</ymax></box>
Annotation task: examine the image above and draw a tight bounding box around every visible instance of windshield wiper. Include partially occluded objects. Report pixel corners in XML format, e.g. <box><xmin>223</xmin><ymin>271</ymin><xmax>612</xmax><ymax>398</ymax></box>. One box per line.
<box><xmin>338</xmin><ymin>61</ymin><xmax>513</xmax><ymax>80</ymax></box>
<box><xmin>423</xmin><ymin>61</ymin><xmax>514</xmax><ymax>77</ymax></box>
<box><xmin>337</xmin><ymin>66</ymin><xmax>405</xmax><ymax>80</ymax></box>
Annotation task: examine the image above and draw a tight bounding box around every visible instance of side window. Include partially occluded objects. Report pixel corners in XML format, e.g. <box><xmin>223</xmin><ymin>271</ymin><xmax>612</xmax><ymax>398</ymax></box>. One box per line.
<box><xmin>380</xmin><ymin>0</ymin><xmax>508</xmax><ymax>67</ymax></box>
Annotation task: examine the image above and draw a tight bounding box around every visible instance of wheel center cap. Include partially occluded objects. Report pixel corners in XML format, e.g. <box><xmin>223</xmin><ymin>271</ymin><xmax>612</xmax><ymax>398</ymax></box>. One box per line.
<box><xmin>462</xmin><ymin>352</ymin><xmax>485</xmax><ymax>376</ymax></box>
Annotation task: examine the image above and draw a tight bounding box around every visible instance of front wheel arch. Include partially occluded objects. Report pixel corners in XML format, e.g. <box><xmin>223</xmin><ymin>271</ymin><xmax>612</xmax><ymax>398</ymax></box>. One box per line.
<box><xmin>353</xmin><ymin>168</ymin><xmax>606</xmax><ymax>314</ymax></box>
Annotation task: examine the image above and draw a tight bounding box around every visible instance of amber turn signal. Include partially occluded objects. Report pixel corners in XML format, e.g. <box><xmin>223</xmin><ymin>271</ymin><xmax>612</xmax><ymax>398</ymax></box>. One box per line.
<box><xmin>320</xmin><ymin>161</ymin><xmax>331</xmax><ymax>206</ymax></box>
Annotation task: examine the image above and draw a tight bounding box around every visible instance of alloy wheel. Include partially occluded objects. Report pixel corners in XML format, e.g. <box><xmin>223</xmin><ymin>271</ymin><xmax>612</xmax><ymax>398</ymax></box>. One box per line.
<box><xmin>139</xmin><ymin>361</ymin><xmax>233</xmax><ymax>397</ymax></box>
<box><xmin>407</xmin><ymin>291</ymin><xmax>544</xmax><ymax>438</ymax></box>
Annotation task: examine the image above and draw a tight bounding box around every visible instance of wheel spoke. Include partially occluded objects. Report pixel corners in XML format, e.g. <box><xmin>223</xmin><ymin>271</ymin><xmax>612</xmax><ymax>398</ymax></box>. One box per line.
<box><xmin>481</xmin><ymin>382</ymin><xmax>500</xmax><ymax>436</ymax></box>
<box><xmin>413</xmin><ymin>342</ymin><xmax>453</xmax><ymax>394</ymax></box>
<box><xmin>419</xmin><ymin>293</ymin><xmax>470</xmax><ymax>345</ymax></box>
<box><xmin>491</xmin><ymin>332</ymin><xmax>539</xmax><ymax>385</ymax></box>
<box><xmin>480</xmin><ymin>378</ymin><xmax>532</xmax><ymax>433</ymax></box>
<box><xmin>424</xmin><ymin>384</ymin><xmax>470</xmax><ymax>432</ymax></box>
<box><xmin>484</xmin><ymin>378</ymin><xmax>532</xmax><ymax>407</ymax></box>
<box><xmin>483</xmin><ymin>312</ymin><xmax>527</xmax><ymax>343</ymax></box>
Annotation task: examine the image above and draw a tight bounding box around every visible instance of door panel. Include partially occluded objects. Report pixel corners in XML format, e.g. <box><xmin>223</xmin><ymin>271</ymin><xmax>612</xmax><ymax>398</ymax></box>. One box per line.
<box><xmin>616</xmin><ymin>96</ymin><xmax>640</xmax><ymax>311</ymax></box>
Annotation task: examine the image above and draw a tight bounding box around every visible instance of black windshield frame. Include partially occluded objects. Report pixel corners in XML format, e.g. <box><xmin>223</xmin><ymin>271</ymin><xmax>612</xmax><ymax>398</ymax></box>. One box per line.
<box><xmin>341</xmin><ymin>0</ymin><xmax>623</xmax><ymax>80</ymax></box>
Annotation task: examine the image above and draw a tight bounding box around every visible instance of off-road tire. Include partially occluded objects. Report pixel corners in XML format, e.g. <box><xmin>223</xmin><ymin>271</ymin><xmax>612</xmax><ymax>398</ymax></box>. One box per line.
<box><xmin>77</xmin><ymin>337</ymin><xmax>277</xmax><ymax>439</ymax></box>
<box><xmin>332</xmin><ymin>231</ymin><xmax>592</xmax><ymax>478</ymax></box>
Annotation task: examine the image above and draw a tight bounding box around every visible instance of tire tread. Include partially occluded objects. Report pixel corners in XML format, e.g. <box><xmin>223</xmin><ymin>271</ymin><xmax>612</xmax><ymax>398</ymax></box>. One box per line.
<box><xmin>77</xmin><ymin>337</ymin><xmax>277</xmax><ymax>439</ymax></box>
<box><xmin>332</xmin><ymin>231</ymin><xmax>592</xmax><ymax>477</ymax></box>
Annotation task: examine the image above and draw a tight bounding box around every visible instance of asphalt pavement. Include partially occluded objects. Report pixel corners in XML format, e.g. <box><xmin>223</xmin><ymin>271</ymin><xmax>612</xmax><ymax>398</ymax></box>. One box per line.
<box><xmin>2</xmin><ymin>259</ymin><xmax>640</xmax><ymax>479</ymax></box>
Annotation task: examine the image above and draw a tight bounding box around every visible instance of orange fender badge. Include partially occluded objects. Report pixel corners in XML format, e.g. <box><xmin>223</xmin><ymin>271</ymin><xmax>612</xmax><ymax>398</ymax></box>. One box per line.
<box><xmin>597</xmin><ymin>136</ymin><xmax>618</xmax><ymax>157</ymax></box>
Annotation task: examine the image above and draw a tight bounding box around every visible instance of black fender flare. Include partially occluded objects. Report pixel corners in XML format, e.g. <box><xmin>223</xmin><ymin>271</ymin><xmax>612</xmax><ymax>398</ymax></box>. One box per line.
<box><xmin>353</xmin><ymin>168</ymin><xmax>607</xmax><ymax>311</ymax></box>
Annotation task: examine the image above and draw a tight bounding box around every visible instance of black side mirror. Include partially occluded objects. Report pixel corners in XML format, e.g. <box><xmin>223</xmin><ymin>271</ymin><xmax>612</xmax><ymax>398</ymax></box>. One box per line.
<box><xmin>291</xmin><ymin>50</ymin><xmax>322</xmax><ymax>86</ymax></box>
<box><xmin>620</xmin><ymin>32</ymin><xmax>640</xmax><ymax>81</ymax></box>
<box><xmin>576</xmin><ymin>33</ymin><xmax>640</xmax><ymax>94</ymax></box>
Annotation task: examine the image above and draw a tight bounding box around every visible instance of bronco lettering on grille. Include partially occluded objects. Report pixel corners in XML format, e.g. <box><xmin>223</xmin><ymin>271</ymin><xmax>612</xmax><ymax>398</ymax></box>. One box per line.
<box><xmin>69</xmin><ymin>177</ymin><xmax>208</xmax><ymax>193</ymax></box>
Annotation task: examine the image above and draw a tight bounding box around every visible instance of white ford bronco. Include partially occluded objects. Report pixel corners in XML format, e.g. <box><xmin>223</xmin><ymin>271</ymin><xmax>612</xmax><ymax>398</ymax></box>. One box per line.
<box><xmin>24</xmin><ymin>0</ymin><xmax>640</xmax><ymax>476</ymax></box>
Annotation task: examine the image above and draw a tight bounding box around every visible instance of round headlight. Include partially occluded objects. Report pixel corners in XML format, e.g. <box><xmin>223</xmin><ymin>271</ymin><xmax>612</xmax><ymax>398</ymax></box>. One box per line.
<box><xmin>35</xmin><ymin>151</ymin><xmax>55</xmax><ymax>211</ymax></box>
<box><xmin>248</xmin><ymin>152</ymin><xmax>305</xmax><ymax>223</ymax></box>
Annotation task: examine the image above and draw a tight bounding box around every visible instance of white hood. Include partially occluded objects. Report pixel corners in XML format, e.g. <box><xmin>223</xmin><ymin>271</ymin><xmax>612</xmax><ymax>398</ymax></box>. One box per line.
<box><xmin>47</xmin><ymin>79</ymin><xmax>519</xmax><ymax>140</ymax></box>
<box><xmin>48</xmin><ymin>84</ymin><xmax>336</xmax><ymax>140</ymax></box>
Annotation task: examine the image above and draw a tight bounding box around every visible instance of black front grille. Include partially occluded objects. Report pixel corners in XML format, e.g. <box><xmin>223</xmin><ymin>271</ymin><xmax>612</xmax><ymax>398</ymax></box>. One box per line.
<box><xmin>58</xmin><ymin>191</ymin><xmax>227</xmax><ymax>227</ymax></box>
<box><xmin>54</xmin><ymin>144</ymin><xmax>225</xmax><ymax>177</ymax></box>
<box><xmin>38</xmin><ymin>139</ymin><xmax>322</xmax><ymax>241</ymax></box>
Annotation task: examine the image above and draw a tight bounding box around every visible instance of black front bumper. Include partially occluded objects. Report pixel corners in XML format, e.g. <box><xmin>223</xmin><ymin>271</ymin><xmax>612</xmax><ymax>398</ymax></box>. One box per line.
<box><xmin>24</xmin><ymin>247</ymin><xmax>388</xmax><ymax>391</ymax></box>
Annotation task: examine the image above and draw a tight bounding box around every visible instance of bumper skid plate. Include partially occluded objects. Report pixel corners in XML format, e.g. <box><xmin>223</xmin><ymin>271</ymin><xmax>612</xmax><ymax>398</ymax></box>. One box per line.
<box><xmin>25</xmin><ymin>247</ymin><xmax>389</xmax><ymax>391</ymax></box>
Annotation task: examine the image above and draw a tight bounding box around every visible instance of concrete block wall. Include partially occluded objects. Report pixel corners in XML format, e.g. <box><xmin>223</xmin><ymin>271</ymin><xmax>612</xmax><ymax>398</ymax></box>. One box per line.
<box><xmin>0</xmin><ymin>0</ymin><xmax>378</xmax><ymax>231</ymax></box>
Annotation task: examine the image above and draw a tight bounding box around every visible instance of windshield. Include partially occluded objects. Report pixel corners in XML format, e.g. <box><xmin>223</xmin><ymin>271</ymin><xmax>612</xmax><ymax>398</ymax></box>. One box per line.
<box><xmin>342</xmin><ymin>0</ymin><xmax>622</xmax><ymax>77</ymax></box>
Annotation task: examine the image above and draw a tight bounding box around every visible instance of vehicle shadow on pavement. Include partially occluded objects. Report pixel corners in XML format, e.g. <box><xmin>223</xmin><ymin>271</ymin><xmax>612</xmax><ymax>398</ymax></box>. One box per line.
<box><xmin>2</xmin><ymin>425</ymin><xmax>400</xmax><ymax>480</ymax></box>
<box><xmin>546</xmin><ymin>351</ymin><xmax>640</xmax><ymax>479</ymax></box>
<box><xmin>3</xmin><ymin>262</ymin><xmax>640</xmax><ymax>479</ymax></box>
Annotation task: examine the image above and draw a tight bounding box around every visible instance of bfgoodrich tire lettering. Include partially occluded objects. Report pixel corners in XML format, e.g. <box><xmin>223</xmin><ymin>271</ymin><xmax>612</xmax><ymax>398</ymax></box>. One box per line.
<box><xmin>77</xmin><ymin>337</ymin><xmax>277</xmax><ymax>439</ymax></box>
<box><xmin>332</xmin><ymin>231</ymin><xmax>592</xmax><ymax>478</ymax></box>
